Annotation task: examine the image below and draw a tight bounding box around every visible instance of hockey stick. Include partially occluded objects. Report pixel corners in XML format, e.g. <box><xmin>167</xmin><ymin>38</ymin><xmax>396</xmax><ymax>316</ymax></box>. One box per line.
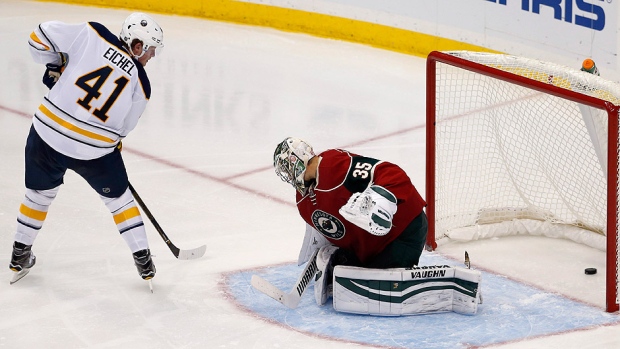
<box><xmin>251</xmin><ymin>248</ymin><xmax>319</xmax><ymax>309</ymax></box>
<box><xmin>128</xmin><ymin>183</ymin><xmax>206</xmax><ymax>260</ymax></box>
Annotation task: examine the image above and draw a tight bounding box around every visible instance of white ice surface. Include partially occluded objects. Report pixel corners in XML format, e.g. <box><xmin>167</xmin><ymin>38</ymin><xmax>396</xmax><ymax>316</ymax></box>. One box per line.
<box><xmin>1</xmin><ymin>1</ymin><xmax>619</xmax><ymax>348</ymax></box>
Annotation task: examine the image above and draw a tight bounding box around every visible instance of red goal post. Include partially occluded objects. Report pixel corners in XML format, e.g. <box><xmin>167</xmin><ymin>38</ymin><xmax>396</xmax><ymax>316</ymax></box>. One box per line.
<box><xmin>425</xmin><ymin>50</ymin><xmax>620</xmax><ymax>312</ymax></box>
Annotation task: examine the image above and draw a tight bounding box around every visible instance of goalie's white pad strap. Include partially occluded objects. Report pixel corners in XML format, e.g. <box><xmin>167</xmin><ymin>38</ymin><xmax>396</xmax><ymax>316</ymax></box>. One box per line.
<box><xmin>298</xmin><ymin>224</ymin><xmax>330</xmax><ymax>266</ymax></box>
<box><xmin>332</xmin><ymin>265</ymin><xmax>481</xmax><ymax>316</ymax></box>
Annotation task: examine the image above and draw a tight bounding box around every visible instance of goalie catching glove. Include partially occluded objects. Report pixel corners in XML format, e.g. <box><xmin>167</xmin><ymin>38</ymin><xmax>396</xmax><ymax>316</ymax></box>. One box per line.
<box><xmin>339</xmin><ymin>185</ymin><xmax>397</xmax><ymax>236</ymax></box>
<box><xmin>42</xmin><ymin>53</ymin><xmax>67</xmax><ymax>89</ymax></box>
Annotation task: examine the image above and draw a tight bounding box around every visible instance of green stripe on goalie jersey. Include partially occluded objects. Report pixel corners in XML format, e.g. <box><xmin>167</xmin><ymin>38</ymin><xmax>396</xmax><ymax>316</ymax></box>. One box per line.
<box><xmin>334</xmin><ymin>276</ymin><xmax>479</xmax><ymax>303</ymax></box>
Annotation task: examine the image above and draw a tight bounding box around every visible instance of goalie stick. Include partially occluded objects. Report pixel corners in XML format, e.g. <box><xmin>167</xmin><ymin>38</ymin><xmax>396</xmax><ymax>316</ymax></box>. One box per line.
<box><xmin>251</xmin><ymin>248</ymin><xmax>319</xmax><ymax>309</ymax></box>
<box><xmin>128</xmin><ymin>183</ymin><xmax>206</xmax><ymax>260</ymax></box>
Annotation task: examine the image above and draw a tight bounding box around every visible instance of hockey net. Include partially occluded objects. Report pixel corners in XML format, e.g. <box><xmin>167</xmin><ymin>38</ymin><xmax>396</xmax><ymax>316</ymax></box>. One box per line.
<box><xmin>426</xmin><ymin>51</ymin><xmax>620</xmax><ymax>312</ymax></box>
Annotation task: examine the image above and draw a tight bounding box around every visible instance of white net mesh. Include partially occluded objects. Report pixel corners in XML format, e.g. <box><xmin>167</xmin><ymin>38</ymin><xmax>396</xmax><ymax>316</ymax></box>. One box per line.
<box><xmin>430</xmin><ymin>51</ymin><xmax>620</xmax><ymax>308</ymax></box>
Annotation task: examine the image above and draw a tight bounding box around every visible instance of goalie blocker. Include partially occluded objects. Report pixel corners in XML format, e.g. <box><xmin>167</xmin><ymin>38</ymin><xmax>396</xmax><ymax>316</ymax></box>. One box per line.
<box><xmin>331</xmin><ymin>264</ymin><xmax>482</xmax><ymax>316</ymax></box>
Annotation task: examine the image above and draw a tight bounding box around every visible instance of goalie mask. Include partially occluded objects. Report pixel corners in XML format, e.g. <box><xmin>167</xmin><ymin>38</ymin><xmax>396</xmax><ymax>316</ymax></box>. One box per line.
<box><xmin>120</xmin><ymin>12</ymin><xmax>164</xmax><ymax>58</ymax></box>
<box><xmin>274</xmin><ymin>137</ymin><xmax>315</xmax><ymax>195</ymax></box>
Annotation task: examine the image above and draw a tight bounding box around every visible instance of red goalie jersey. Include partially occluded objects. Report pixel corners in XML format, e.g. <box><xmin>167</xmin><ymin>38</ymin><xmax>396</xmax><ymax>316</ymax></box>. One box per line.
<box><xmin>295</xmin><ymin>149</ymin><xmax>426</xmax><ymax>264</ymax></box>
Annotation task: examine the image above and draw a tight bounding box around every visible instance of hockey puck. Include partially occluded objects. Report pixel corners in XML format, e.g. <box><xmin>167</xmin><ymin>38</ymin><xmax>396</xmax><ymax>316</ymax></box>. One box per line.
<box><xmin>585</xmin><ymin>268</ymin><xmax>597</xmax><ymax>275</ymax></box>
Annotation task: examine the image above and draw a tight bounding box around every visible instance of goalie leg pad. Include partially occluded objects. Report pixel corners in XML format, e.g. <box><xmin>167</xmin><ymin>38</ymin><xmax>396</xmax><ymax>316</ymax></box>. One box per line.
<box><xmin>297</xmin><ymin>224</ymin><xmax>330</xmax><ymax>266</ymax></box>
<box><xmin>332</xmin><ymin>265</ymin><xmax>482</xmax><ymax>316</ymax></box>
<box><xmin>314</xmin><ymin>245</ymin><xmax>339</xmax><ymax>306</ymax></box>
<box><xmin>452</xmin><ymin>267</ymin><xmax>483</xmax><ymax>313</ymax></box>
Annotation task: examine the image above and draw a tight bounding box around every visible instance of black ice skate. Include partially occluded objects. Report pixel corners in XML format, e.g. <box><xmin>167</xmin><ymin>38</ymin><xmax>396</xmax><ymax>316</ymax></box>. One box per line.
<box><xmin>9</xmin><ymin>242</ymin><xmax>36</xmax><ymax>285</ymax></box>
<box><xmin>133</xmin><ymin>248</ymin><xmax>155</xmax><ymax>280</ymax></box>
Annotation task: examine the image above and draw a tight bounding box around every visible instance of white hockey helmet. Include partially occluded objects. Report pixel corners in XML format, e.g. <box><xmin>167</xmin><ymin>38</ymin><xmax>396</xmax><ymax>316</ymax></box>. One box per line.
<box><xmin>120</xmin><ymin>12</ymin><xmax>164</xmax><ymax>58</ymax></box>
<box><xmin>274</xmin><ymin>137</ymin><xmax>315</xmax><ymax>195</ymax></box>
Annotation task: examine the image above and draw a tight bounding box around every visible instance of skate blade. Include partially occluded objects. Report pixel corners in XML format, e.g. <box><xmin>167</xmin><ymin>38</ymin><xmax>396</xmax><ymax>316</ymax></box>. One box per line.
<box><xmin>10</xmin><ymin>269</ymin><xmax>30</xmax><ymax>285</ymax></box>
<box><xmin>148</xmin><ymin>279</ymin><xmax>153</xmax><ymax>293</ymax></box>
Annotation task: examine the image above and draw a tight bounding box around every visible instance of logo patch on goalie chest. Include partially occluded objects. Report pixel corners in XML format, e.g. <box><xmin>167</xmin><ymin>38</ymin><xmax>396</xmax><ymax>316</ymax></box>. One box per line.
<box><xmin>311</xmin><ymin>210</ymin><xmax>345</xmax><ymax>239</ymax></box>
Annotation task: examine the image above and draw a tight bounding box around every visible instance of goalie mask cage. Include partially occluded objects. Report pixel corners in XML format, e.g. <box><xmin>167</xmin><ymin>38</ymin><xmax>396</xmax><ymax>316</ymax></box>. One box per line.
<box><xmin>426</xmin><ymin>50</ymin><xmax>620</xmax><ymax>313</ymax></box>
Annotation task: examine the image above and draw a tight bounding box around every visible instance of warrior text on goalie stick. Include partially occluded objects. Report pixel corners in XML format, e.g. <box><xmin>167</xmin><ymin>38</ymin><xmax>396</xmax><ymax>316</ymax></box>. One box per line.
<box><xmin>251</xmin><ymin>248</ymin><xmax>319</xmax><ymax>308</ymax></box>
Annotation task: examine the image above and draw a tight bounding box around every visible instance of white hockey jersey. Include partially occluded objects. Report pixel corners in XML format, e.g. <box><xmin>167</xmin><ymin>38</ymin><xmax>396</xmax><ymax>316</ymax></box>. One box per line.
<box><xmin>28</xmin><ymin>21</ymin><xmax>151</xmax><ymax>160</ymax></box>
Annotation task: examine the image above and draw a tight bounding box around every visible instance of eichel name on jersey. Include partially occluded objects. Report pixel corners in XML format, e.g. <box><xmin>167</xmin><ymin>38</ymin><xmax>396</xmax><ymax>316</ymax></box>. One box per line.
<box><xmin>103</xmin><ymin>47</ymin><xmax>135</xmax><ymax>76</ymax></box>
<box><xmin>28</xmin><ymin>21</ymin><xmax>151</xmax><ymax>161</ymax></box>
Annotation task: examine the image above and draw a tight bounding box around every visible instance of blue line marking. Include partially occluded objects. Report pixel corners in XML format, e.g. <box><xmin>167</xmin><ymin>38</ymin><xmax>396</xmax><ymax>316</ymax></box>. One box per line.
<box><xmin>226</xmin><ymin>253</ymin><xmax>619</xmax><ymax>349</ymax></box>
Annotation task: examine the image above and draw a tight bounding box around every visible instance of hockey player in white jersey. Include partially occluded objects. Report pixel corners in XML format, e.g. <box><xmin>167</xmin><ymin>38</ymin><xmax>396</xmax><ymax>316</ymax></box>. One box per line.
<box><xmin>9</xmin><ymin>13</ymin><xmax>164</xmax><ymax>287</ymax></box>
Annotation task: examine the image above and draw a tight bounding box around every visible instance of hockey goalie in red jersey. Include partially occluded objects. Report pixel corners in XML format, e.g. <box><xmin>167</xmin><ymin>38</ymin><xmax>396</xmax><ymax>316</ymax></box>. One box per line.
<box><xmin>274</xmin><ymin>137</ymin><xmax>428</xmax><ymax>269</ymax></box>
<box><xmin>271</xmin><ymin>138</ymin><xmax>482</xmax><ymax>316</ymax></box>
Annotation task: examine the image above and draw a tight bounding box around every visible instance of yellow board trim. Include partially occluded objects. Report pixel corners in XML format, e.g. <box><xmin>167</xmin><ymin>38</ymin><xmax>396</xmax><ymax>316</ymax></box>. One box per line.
<box><xmin>113</xmin><ymin>206</ymin><xmax>141</xmax><ymax>224</ymax></box>
<box><xmin>38</xmin><ymin>104</ymin><xmax>116</xmax><ymax>144</ymax></box>
<box><xmin>19</xmin><ymin>204</ymin><xmax>48</xmax><ymax>221</ymax></box>
<box><xmin>38</xmin><ymin>0</ymin><xmax>498</xmax><ymax>58</ymax></box>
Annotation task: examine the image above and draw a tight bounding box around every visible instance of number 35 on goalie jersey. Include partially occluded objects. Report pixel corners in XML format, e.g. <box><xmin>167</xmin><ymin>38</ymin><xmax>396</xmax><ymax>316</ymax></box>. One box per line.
<box><xmin>344</xmin><ymin>156</ymin><xmax>381</xmax><ymax>193</ymax></box>
<box><xmin>29</xmin><ymin>21</ymin><xmax>151</xmax><ymax>160</ymax></box>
